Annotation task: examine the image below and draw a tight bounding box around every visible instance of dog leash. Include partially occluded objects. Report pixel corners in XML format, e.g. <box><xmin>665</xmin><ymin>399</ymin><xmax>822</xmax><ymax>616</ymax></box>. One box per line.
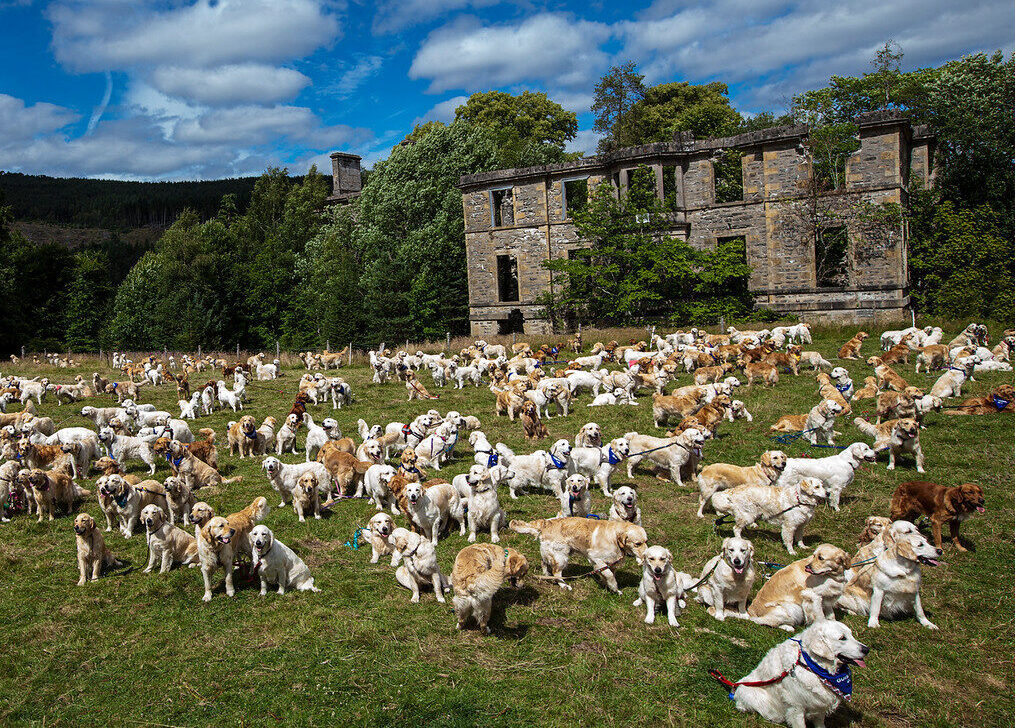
<box><xmin>528</xmin><ymin>556</ymin><xmax>626</xmax><ymax>582</ymax></box>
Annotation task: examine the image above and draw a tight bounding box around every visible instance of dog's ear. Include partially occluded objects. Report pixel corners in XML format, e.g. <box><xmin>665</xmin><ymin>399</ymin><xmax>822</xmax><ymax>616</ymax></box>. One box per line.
<box><xmin>805</xmin><ymin>626</ymin><xmax>838</xmax><ymax>663</ymax></box>
<box><xmin>895</xmin><ymin>536</ymin><xmax>918</xmax><ymax>562</ymax></box>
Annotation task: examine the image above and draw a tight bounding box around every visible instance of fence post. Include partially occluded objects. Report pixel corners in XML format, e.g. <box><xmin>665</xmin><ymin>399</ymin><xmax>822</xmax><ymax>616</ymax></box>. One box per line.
<box><xmin>446</xmin><ymin>331</ymin><xmax>450</xmax><ymax>351</ymax></box>
<box><xmin>405</xmin><ymin>339</ymin><xmax>409</xmax><ymax>352</ymax></box>
<box><xmin>348</xmin><ymin>343</ymin><xmax>352</xmax><ymax>366</ymax></box>
<box><xmin>236</xmin><ymin>343</ymin><xmax>240</xmax><ymax>359</ymax></box>
<box><xmin>21</xmin><ymin>345</ymin><xmax>25</xmax><ymax>360</ymax></box>
<box><xmin>276</xmin><ymin>341</ymin><xmax>280</xmax><ymax>361</ymax></box>
<box><xmin>326</xmin><ymin>340</ymin><xmax>330</xmax><ymax>352</ymax></box>
<box><xmin>719</xmin><ymin>315</ymin><xmax>725</xmax><ymax>333</ymax></box>
<box><xmin>198</xmin><ymin>345</ymin><xmax>202</xmax><ymax>359</ymax></box>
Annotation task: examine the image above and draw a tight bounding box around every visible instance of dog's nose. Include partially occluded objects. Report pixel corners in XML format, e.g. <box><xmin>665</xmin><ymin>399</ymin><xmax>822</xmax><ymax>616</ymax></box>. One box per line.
<box><xmin>860</xmin><ymin>643</ymin><xmax>870</xmax><ymax>655</ymax></box>
<box><xmin>935</xmin><ymin>548</ymin><xmax>943</xmax><ymax>556</ymax></box>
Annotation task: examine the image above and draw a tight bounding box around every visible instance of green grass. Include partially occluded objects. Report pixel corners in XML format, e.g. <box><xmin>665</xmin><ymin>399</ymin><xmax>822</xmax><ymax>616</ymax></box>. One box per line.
<box><xmin>2</xmin><ymin>325</ymin><xmax>1014</xmax><ymax>727</ymax></box>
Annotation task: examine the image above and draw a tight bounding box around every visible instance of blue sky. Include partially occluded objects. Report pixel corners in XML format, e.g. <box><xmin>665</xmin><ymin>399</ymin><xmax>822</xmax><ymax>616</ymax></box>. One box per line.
<box><xmin>0</xmin><ymin>0</ymin><xmax>1011</xmax><ymax>180</ymax></box>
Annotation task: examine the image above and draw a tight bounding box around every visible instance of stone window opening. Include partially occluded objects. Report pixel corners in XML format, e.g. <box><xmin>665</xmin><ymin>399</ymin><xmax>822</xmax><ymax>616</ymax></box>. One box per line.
<box><xmin>714</xmin><ymin>150</ymin><xmax>744</xmax><ymax>204</ymax></box>
<box><xmin>562</xmin><ymin>178</ymin><xmax>589</xmax><ymax>219</ymax></box>
<box><xmin>816</xmin><ymin>226</ymin><xmax>849</xmax><ymax>288</ymax></box>
<box><xmin>497</xmin><ymin>254</ymin><xmax>519</xmax><ymax>302</ymax></box>
<box><xmin>499</xmin><ymin>308</ymin><xmax>525</xmax><ymax>335</ymax></box>
<box><xmin>662</xmin><ymin>165</ymin><xmax>678</xmax><ymax>209</ymax></box>
<box><xmin>490</xmin><ymin>188</ymin><xmax>514</xmax><ymax>227</ymax></box>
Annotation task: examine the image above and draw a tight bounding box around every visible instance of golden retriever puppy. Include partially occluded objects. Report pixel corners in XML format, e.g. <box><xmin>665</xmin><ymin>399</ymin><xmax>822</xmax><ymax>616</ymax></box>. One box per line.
<box><xmin>389</xmin><ymin>527</ymin><xmax>451</xmax><ymax>603</ymax></box>
<box><xmin>227</xmin><ymin>415</ymin><xmax>259</xmax><ymax>458</ymax></box>
<box><xmin>769</xmin><ymin>399</ymin><xmax>842</xmax><ymax>445</ymax></box>
<box><xmin>197</xmin><ymin>496</ymin><xmax>269</xmax><ymax>601</ymax></box>
<box><xmin>451</xmin><ymin>543</ymin><xmax>528</xmax><ymax>633</ymax></box>
<box><xmin>27</xmin><ymin>468</ymin><xmax>88</xmax><ymax>522</ymax></box>
<box><xmin>839</xmin><ymin>520</ymin><xmax>942</xmax><ymax>629</ymax></box>
<box><xmin>364</xmin><ymin>511</ymin><xmax>397</xmax><ymax>565</ymax></box>
<box><xmin>696</xmin><ymin>536</ymin><xmax>756</xmax><ymax>621</ymax></box>
<box><xmin>711</xmin><ymin>477</ymin><xmax>827</xmax><ymax>555</ymax></box>
<box><xmin>747</xmin><ymin>544</ymin><xmax>850</xmax><ymax>630</ymax></box>
<box><xmin>837</xmin><ymin>331</ymin><xmax>868</xmax><ymax>359</ymax></box>
<box><xmin>292</xmin><ymin>471</ymin><xmax>322</xmax><ymax>522</ymax></box>
<box><xmin>141</xmin><ymin>504</ymin><xmax>198</xmax><ymax>573</ymax></box>
<box><xmin>74</xmin><ymin>512</ymin><xmax>123</xmax><ymax>585</ymax></box>
<box><xmin>632</xmin><ymin>545</ymin><xmax>697</xmax><ymax>626</ymax></box>
<box><xmin>853</xmin><ymin>417</ymin><xmax>925</xmax><ymax>472</ymax></box>
<box><xmin>163</xmin><ymin>476</ymin><xmax>195</xmax><ymax>525</ymax></box>
<box><xmin>731</xmin><ymin>621</ymin><xmax>869</xmax><ymax>728</ymax></box>
<box><xmin>509</xmin><ymin>517</ymin><xmax>648</xmax><ymax>593</ymax></box>
<box><xmin>651</xmin><ymin>391</ymin><xmax>705</xmax><ymax>428</ymax></box>
<box><xmin>697</xmin><ymin>450</ymin><xmax>787</xmax><ymax>517</ymax></box>
<box><xmin>250</xmin><ymin>525</ymin><xmax>319</xmax><ymax>596</ymax></box>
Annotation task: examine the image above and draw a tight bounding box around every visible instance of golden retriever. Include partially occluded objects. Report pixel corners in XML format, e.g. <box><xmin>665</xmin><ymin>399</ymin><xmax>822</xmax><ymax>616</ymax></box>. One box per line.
<box><xmin>509</xmin><ymin>517</ymin><xmax>647</xmax><ymax>593</ymax></box>
<box><xmin>853</xmin><ymin>417</ymin><xmax>925</xmax><ymax>472</ymax></box>
<box><xmin>697</xmin><ymin>450</ymin><xmax>787</xmax><ymax>517</ymax></box>
<box><xmin>74</xmin><ymin>512</ymin><xmax>123</xmax><ymax>585</ymax></box>
<box><xmin>197</xmin><ymin>496</ymin><xmax>269</xmax><ymax>601</ymax></box>
<box><xmin>747</xmin><ymin>543</ymin><xmax>850</xmax><ymax>630</ymax></box>
<box><xmin>451</xmin><ymin>543</ymin><xmax>528</xmax><ymax>633</ymax></box>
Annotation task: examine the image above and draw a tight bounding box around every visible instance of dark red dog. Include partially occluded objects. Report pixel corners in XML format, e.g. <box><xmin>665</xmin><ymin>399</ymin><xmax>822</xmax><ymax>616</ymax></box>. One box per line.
<box><xmin>890</xmin><ymin>481</ymin><xmax>985</xmax><ymax>551</ymax></box>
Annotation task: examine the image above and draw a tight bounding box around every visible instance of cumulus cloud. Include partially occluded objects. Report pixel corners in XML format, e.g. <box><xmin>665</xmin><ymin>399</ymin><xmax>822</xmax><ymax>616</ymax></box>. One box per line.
<box><xmin>373</xmin><ymin>0</ymin><xmax>502</xmax><ymax>35</ymax></box>
<box><xmin>174</xmin><ymin>105</ymin><xmax>368</xmax><ymax>148</ymax></box>
<box><xmin>149</xmin><ymin>64</ymin><xmax>311</xmax><ymax>106</ymax></box>
<box><xmin>49</xmin><ymin>0</ymin><xmax>341</xmax><ymax>72</ymax></box>
<box><xmin>0</xmin><ymin>94</ymin><xmax>79</xmax><ymax>140</ymax></box>
<box><xmin>409</xmin><ymin>14</ymin><xmax>613</xmax><ymax>93</ymax></box>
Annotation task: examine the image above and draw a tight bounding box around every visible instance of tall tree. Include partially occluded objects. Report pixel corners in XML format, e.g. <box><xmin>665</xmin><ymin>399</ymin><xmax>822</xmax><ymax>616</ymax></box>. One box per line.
<box><xmin>454</xmin><ymin>91</ymin><xmax>578</xmax><ymax>168</ymax></box>
<box><xmin>592</xmin><ymin>62</ymin><xmax>647</xmax><ymax>153</ymax></box>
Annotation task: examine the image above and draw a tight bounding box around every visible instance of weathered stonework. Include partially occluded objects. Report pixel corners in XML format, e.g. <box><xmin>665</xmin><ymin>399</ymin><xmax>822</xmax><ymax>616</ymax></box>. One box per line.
<box><xmin>460</xmin><ymin>111</ymin><xmax>934</xmax><ymax>334</ymax></box>
<box><xmin>327</xmin><ymin>152</ymin><xmax>362</xmax><ymax>204</ymax></box>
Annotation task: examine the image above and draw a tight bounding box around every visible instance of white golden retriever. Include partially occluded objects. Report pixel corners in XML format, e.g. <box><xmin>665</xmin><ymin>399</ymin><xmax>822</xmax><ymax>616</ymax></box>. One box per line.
<box><xmin>632</xmin><ymin>545</ymin><xmax>696</xmax><ymax>626</ymax></box>
<box><xmin>730</xmin><ymin>620</ymin><xmax>868</xmax><ymax>728</ymax></box>
<box><xmin>250</xmin><ymin>525</ymin><xmax>319</xmax><ymax>595</ymax></box>
<box><xmin>696</xmin><ymin>536</ymin><xmax>756</xmax><ymax>621</ymax></box>
<box><xmin>777</xmin><ymin>442</ymin><xmax>876</xmax><ymax>512</ymax></box>
<box><xmin>711</xmin><ymin>477</ymin><xmax>827</xmax><ymax>555</ymax></box>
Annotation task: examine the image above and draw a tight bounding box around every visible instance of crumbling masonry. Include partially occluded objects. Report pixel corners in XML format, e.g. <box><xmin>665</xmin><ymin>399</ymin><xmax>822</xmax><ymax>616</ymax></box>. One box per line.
<box><xmin>459</xmin><ymin>111</ymin><xmax>934</xmax><ymax>335</ymax></box>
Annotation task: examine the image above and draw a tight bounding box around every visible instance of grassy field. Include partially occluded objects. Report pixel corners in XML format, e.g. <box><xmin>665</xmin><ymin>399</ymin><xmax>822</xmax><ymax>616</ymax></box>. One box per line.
<box><xmin>1</xmin><ymin>324</ymin><xmax>1013</xmax><ymax>728</ymax></box>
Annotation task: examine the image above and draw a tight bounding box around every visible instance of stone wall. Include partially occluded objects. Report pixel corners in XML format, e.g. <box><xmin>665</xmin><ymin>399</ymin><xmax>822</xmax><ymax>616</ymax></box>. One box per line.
<box><xmin>460</xmin><ymin>112</ymin><xmax>926</xmax><ymax>334</ymax></box>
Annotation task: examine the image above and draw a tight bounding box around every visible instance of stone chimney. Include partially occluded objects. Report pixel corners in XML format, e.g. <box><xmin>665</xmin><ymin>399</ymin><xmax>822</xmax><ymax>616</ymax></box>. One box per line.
<box><xmin>328</xmin><ymin>152</ymin><xmax>362</xmax><ymax>203</ymax></box>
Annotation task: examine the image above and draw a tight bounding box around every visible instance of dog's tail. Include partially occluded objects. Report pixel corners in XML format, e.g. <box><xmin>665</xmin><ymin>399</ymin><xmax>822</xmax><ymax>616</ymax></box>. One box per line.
<box><xmin>852</xmin><ymin>417</ymin><xmax>878</xmax><ymax>438</ymax></box>
<box><xmin>73</xmin><ymin>485</ymin><xmax>92</xmax><ymax>498</ymax></box>
<box><xmin>245</xmin><ymin>495</ymin><xmax>269</xmax><ymax>522</ymax></box>
<box><xmin>222</xmin><ymin>475</ymin><xmax>244</xmax><ymax>485</ymax></box>
<box><xmin>508</xmin><ymin>519</ymin><xmax>542</xmax><ymax>537</ymax></box>
<box><xmin>198</xmin><ymin>428</ymin><xmax>216</xmax><ymax>442</ymax></box>
<box><xmin>836</xmin><ymin>586</ymin><xmax>872</xmax><ymax>616</ymax></box>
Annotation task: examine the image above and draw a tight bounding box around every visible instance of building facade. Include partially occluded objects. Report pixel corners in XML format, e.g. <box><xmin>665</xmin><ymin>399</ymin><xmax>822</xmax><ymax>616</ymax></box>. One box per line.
<box><xmin>459</xmin><ymin>111</ymin><xmax>934</xmax><ymax>335</ymax></box>
<box><xmin>327</xmin><ymin>151</ymin><xmax>363</xmax><ymax>204</ymax></box>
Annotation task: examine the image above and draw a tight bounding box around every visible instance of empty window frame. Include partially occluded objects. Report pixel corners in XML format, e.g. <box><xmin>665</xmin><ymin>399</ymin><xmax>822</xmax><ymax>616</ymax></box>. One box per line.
<box><xmin>714</xmin><ymin>150</ymin><xmax>744</xmax><ymax>203</ymax></box>
<box><xmin>816</xmin><ymin>226</ymin><xmax>849</xmax><ymax>288</ymax></box>
<box><xmin>490</xmin><ymin>187</ymin><xmax>514</xmax><ymax>227</ymax></box>
<box><xmin>562</xmin><ymin>177</ymin><xmax>589</xmax><ymax>219</ymax></box>
<box><xmin>497</xmin><ymin>254</ymin><xmax>519</xmax><ymax>302</ymax></box>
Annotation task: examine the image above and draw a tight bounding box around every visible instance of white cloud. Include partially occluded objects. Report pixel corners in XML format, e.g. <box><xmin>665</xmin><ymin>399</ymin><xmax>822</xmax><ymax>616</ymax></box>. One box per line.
<box><xmin>0</xmin><ymin>94</ymin><xmax>79</xmax><ymax>140</ymax></box>
<box><xmin>565</xmin><ymin>128</ymin><xmax>602</xmax><ymax>156</ymax></box>
<box><xmin>49</xmin><ymin>0</ymin><xmax>341</xmax><ymax>72</ymax></box>
<box><xmin>413</xmin><ymin>95</ymin><xmax>469</xmax><ymax>125</ymax></box>
<box><xmin>409</xmin><ymin>14</ymin><xmax>613</xmax><ymax>93</ymax></box>
<box><xmin>149</xmin><ymin>64</ymin><xmax>311</xmax><ymax>106</ymax></box>
<box><xmin>373</xmin><ymin>0</ymin><xmax>502</xmax><ymax>35</ymax></box>
<box><xmin>173</xmin><ymin>104</ymin><xmax>367</xmax><ymax>147</ymax></box>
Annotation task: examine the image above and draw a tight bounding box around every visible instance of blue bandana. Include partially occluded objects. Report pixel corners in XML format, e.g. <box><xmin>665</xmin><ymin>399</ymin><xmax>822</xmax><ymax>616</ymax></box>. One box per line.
<box><xmin>487</xmin><ymin>451</ymin><xmax>499</xmax><ymax>467</ymax></box>
<box><xmin>607</xmin><ymin>447</ymin><xmax>623</xmax><ymax>465</ymax></box>
<box><xmin>244</xmin><ymin>430</ymin><xmax>257</xmax><ymax>439</ymax></box>
<box><xmin>791</xmin><ymin>639</ymin><xmax>853</xmax><ymax>699</ymax></box>
<box><xmin>992</xmin><ymin>395</ymin><xmax>1010</xmax><ymax>411</ymax></box>
<box><xmin>114</xmin><ymin>492</ymin><xmax>130</xmax><ymax>508</ymax></box>
<box><xmin>548</xmin><ymin>452</ymin><xmax>567</xmax><ymax>469</ymax></box>
<box><xmin>835</xmin><ymin>383</ymin><xmax>851</xmax><ymax>394</ymax></box>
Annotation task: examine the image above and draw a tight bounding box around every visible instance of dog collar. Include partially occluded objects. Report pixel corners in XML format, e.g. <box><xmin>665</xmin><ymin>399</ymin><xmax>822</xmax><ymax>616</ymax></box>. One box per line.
<box><xmin>548</xmin><ymin>452</ymin><xmax>566</xmax><ymax>469</ymax></box>
<box><xmin>791</xmin><ymin>639</ymin><xmax>853</xmax><ymax>699</ymax></box>
<box><xmin>606</xmin><ymin>447</ymin><xmax>623</xmax><ymax>465</ymax></box>
<box><xmin>835</xmin><ymin>383</ymin><xmax>851</xmax><ymax>393</ymax></box>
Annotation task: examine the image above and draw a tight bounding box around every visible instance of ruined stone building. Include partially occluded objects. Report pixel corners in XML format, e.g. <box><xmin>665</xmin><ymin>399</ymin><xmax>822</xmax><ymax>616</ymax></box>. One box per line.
<box><xmin>459</xmin><ymin>111</ymin><xmax>934</xmax><ymax>335</ymax></box>
<box><xmin>327</xmin><ymin>152</ymin><xmax>362</xmax><ymax>203</ymax></box>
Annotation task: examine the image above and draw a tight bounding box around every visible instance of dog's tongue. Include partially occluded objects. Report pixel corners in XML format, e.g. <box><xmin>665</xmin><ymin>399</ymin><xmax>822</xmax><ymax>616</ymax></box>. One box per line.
<box><xmin>977</xmin><ymin>506</ymin><xmax>986</xmax><ymax>513</ymax></box>
<box><xmin>733</xmin><ymin>564</ymin><xmax>744</xmax><ymax>574</ymax></box>
<box><xmin>852</xmin><ymin>658</ymin><xmax>867</xmax><ymax>669</ymax></box>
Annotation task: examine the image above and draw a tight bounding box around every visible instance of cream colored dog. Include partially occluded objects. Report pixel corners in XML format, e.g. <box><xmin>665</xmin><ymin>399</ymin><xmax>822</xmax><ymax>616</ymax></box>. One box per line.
<box><xmin>74</xmin><ymin>512</ymin><xmax>123</xmax><ymax>585</ymax></box>
<box><xmin>697</xmin><ymin>450</ymin><xmax>787</xmax><ymax>517</ymax></box>
<box><xmin>769</xmin><ymin>400</ymin><xmax>842</xmax><ymax>445</ymax></box>
<box><xmin>696</xmin><ymin>536</ymin><xmax>756</xmax><ymax>621</ymax></box>
<box><xmin>838</xmin><ymin>520</ymin><xmax>942</xmax><ymax>629</ymax></box>
<box><xmin>632</xmin><ymin>545</ymin><xmax>696</xmax><ymax>626</ymax></box>
<box><xmin>558</xmin><ymin>473</ymin><xmax>592</xmax><ymax>518</ymax></box>
<box><xmin>711</xmin><ymin>477</ymin><xmax>827</xmax><ymax>555</ymax></box>
<box><xmin>251</xmin><ymin>524</ymin><xmax>319</xmax><ymax>596</ymax></box>
<box><xmin>364</xmin><ymin>511</ymin><xmax>397</xmax><ymax>565</ymax></box>
<box><xmin>608</xmin><ymin>485</ymin><xmax>641</xmax><ymax>525</ymax></box>
<box><xmin>389</xmin><ymin>527</ymin><xmax>451</xmax><ymax>603</ymax></box>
